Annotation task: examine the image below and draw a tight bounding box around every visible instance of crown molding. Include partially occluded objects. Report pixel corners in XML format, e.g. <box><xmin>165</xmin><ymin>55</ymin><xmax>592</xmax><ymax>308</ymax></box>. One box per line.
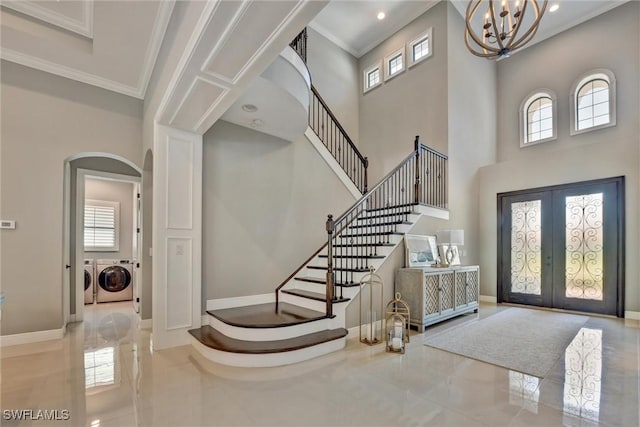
<box><xmin>0</xmin><ymin>1</ymin><xmax>176</xmax><ymax>100</ymax></box>
<box><xmin>2</xmin><ymin>0</ymin><xmax>93</xmax><ymax>39</ymax></box>
<box><xmin>138</xmin><ymin>0</ymin><xmax>176</xmax><ymax>98</ymax></box>
<box><xmin>308</xmin><ymin>21</ymin><xmax>358</xmax><ymax>57</ymax></box>
<box><xmin>0</xmin><ymin>47</ymin><xmax>142</xmax><ymax>98</ymax></box>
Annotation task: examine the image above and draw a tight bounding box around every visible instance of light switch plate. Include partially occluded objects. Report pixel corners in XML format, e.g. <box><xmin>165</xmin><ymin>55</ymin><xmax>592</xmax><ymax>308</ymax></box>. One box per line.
<box><xmin>0</xmin><ymin>220</ymin><xmax>16</xmax><ymax>229</ymax></box>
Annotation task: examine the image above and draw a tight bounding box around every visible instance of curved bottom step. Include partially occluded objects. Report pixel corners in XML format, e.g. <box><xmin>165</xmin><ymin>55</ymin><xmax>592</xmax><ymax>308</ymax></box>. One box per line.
<box><xmin>189</xmin><ymin>325</ymin><xmax>348</xmax><ymax>367</ymax></box>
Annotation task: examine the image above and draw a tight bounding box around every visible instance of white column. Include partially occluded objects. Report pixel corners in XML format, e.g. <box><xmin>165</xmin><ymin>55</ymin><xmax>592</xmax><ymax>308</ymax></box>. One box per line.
<box><xmin>152</xmin><ymin>124</ymin><xmax>202</xmax><ymax>349</ymax></box>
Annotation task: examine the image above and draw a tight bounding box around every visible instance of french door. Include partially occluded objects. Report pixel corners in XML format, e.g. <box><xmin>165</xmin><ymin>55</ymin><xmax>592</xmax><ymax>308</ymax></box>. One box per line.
<box><xmin>498</xmin><ymin>177</ymin><xmax>624</xmax><ymax>317</ymax></box>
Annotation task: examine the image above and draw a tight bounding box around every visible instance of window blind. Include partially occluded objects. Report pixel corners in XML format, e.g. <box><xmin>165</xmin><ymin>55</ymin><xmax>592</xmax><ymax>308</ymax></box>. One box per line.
<box><xmin>84</xmin><ymin>204</ymin><xmax>117</xmax><ymax>250</ymax></box>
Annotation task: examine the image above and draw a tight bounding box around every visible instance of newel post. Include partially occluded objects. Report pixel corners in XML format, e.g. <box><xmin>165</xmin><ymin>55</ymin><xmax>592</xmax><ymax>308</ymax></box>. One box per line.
<box><xmin>325</xmin><ymin>214</ymin><xmax>335</xmax><ymax>317</ymax></box>
<box><xmin>363</xmin><ymin>157</ymin><xmax>369</xmax><ymax>193</ymax></box>
<box><xmin>414</xmin><ymin>135</ymin><xmax>421</xmax><ymax>204</ymax></box>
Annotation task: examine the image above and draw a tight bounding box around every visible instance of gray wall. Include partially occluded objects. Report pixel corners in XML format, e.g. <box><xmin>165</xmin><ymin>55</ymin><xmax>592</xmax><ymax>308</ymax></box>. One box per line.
<box><xmin>1</xmin><ymin>61</ymin><xmax>142</xmax><ymax>335</ymax></box>
<box><xmin>84</xmin><ymin>178</ymin><xmax>136</xmax><ymax>260</ymax></box>
<box><xmin>202</xmin><ymin>121</ymin><xmax>356</xmax><ymax>305</ymax></box>
<box><xmin>307</xmin><ymin>27</ymin><xmax>360</xmax><ymax>145</ymax></box>
<box><xmin>345</xmin><ymin>2</ymin><xmax>497</xmax><ymax>328</ymax></box>
<box><xmin>477</xmin><ymin>2</ymin><xmax>640</xmax><ymax>312</ymax></box>
<box><xmin>358</xmin><ymin>1</ymin><xmax>449</xmax><ymax>184</ymax></box>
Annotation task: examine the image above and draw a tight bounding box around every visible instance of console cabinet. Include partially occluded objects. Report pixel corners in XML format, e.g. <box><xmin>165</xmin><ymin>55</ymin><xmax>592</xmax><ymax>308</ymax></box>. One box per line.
<box><xmin>395</xmin><ymin>266</ymin><xmax>479</xmax><ymax>331</ymax></box>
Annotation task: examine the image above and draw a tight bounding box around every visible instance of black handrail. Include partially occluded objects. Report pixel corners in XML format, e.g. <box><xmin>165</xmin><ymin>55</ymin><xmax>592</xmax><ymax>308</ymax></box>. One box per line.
<box><xmin>309</xmin><ymin>85</ymin><xmax>368</xmax><ymax>193</ymax></box>
<box><xmin>289</xmin><ymin>28</ymin><xmax>307</xmax><ymax>63</ymax></box>
<box><xmin>275</xmin><ymin>136</ymin><xmax>447</xmax><ymax>316</ymax></box>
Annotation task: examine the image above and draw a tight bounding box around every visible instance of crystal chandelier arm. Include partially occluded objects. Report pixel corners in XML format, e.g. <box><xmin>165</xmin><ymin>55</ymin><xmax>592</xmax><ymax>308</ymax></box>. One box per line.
<box><xmin>510</xmin><ymin>0</ymin><xmax>547</xmax><ymax>51</ymax></box>
<box><xmin>465</xmin><ymin>0</ymin><xmax>501</xmax><ymax>56</ymax></box>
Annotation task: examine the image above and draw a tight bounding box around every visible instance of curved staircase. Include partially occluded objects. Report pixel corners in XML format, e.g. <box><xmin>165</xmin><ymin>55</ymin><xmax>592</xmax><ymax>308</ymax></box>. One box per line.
<box><xmin>188</xmin><ymin>30</ymin><xmax>449</xmax><ymax>367</ymax></box>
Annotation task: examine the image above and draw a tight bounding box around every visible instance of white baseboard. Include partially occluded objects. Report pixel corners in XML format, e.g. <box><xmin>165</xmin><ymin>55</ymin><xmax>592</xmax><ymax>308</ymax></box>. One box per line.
<box><xmin>0</xmin><ymin>327</ymin><xmax>65</xmax><ymax>347</ymax></box>
<box><xmin>206</xmin><ymin>293</ymin><xmax>275</xmax><ymax>311</ymax></box>
<box><xmin>68</xmin><ymin>314</ymin><xmax>77</xmax><ymax>323</ymax></box>
<box><xmin>139</xmin><ymin>318</ymin><xmax>152</xmax><ymax>329</ymax></box>
<box><xmin>479</xmin><ymin>295</ymin><xmax>497</xmax><ymax>303</ymax></box>
<box><xmin>625</xmin><ymin>311</ymin><xmax>640</xmax><ymax>320</ymax></box>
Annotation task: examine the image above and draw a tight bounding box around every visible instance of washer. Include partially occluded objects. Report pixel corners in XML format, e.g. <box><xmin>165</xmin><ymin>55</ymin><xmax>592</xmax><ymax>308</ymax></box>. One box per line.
<box><xmin>84</xmin><ymin>259</ymin><xmax>95</xmax><ymax>304</ymax></box>
<box><xmin>96</xmin><ymin>259</ymin><xmax>133</xmax><ymax>303</ymax></box>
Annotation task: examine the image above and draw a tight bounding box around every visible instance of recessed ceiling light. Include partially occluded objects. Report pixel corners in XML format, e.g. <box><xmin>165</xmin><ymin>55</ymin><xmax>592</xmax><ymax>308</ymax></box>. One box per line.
<box><xmin>549</xmin><ymin>4</ymin><xmax>559</xmax><ymax>12</ymax></box>
<box><xmin>242</xmin><ymin>104</ymin><xmax>258</xmax><ymax>113</ymax></box>
<box><xmin>377</xmin><ymin>11</ymin><xmax>386</xmax><ymax>20</ymax></box>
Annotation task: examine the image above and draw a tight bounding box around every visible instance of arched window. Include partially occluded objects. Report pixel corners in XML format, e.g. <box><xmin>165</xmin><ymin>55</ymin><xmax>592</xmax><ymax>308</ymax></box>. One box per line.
<box><xmin>520</xmin><ymin>90</ymin><xmax>557</xmax><ymax>147</ymax></box>
<box><xmin>570</xmin><ymin>69</ymin><xmax>616</xmax><ymax>135</ymax></box>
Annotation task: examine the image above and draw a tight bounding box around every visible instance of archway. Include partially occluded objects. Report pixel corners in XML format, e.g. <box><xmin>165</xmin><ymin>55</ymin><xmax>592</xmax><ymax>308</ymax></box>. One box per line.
<box><xmin>63</xmin><ymin>153</ymin><xmax>142</xmax><ymax>326</ymax></box>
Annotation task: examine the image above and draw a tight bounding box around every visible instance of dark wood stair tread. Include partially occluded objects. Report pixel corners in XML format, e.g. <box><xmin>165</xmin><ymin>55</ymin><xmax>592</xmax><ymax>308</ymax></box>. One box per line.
<box><xmin>189</xmin><ymin>325</ymin><xmax>348</xmax><ymax>354</ymax></box>
<box><xmin>340</xmin><ymin>231</ymin><xmax>405</xmax><ymax>238</ymax></box>
<box><xmin>360</xmin><ymin>210</ymin><xmax>416</xmax><ymax>220</ymax></box>
<box><xmin>318</xmin><ymin>254</ymin><xmax>385</xmax><ymax>259</ymax></box>
<box><xmin>294</xmin><ymin>276</ymin><xmax>359</xmax><ymax>287</ymax></box>
<box><xmin>332</xmin><ymin>243</ymin><xmax>395</xmax><ymax>248</ymax></box>
<box><xmin>281</xmin><ymin>289</ymin><xmax>350</xmax><ymax>303</ymax></box>
<box><xmin>349</xmin><ymin>220</ymin><xmax>412</xmax><ymax>229</ymax></box>
<box><xmin>308</xmin><ymin>265</ymin><xmax>369</xmax><ymax>272</ymax></box>
<box><xmin>207</xmin><ymin>302</ymin><xmax>329</xmax><ymax>328</ymax></box>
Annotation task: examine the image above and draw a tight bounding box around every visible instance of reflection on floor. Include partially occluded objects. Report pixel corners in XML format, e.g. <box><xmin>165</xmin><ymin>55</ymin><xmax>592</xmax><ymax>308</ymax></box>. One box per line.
<box><xmin>1</xmin><ymin>302</ymin><xmax>638</xmax><ymax>426</ymax></box>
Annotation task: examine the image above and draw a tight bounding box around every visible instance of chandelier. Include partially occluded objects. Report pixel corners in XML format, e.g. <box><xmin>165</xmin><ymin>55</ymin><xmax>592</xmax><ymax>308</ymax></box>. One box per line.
<box><xmin>465</xmin><ymin>0</ymin><xmax>548</xmax><ymax>59</ymax></box>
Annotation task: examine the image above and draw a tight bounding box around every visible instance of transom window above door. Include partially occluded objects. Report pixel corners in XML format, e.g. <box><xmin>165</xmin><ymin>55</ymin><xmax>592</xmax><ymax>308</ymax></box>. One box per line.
<box><xmin>519</xmin><ymin>89</ymin><xmax>557</xmax><ymax>147</ymax></box>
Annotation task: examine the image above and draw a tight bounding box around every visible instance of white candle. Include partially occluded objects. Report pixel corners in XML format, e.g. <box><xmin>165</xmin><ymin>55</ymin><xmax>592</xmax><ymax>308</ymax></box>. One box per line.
<box><xmin>392</xmin><ymin>337</ymin><xmax>402</xmax><ymax>350</ymax></box>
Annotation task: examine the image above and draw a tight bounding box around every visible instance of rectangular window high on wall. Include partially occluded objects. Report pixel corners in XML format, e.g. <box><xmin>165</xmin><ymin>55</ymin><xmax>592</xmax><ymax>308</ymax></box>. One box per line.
<box><xmin>84</xmin><ymin>199</ymin><xmax>120</xmax><ymax>251</ymax></box>
<box><xmin>407</xmin><ymin>28</ymin><xmax>433</xmax><ymax>68</ymax></box>
<box><xmin>363</xmin><ymin>62</ymin><xmax>382</xmax><ymax>93</ymax></box>
<box><xmin>384</xmin><ymin>48</ymin><xmax>405</xmax><ymax>81</ymax></box>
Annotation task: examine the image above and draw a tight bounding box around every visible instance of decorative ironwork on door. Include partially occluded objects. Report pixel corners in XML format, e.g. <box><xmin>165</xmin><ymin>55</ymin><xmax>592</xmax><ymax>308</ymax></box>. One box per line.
<box><xmin>510</xmin><ymin>200</ymin><xmax>542</xmax><ymax>295</ymax></box>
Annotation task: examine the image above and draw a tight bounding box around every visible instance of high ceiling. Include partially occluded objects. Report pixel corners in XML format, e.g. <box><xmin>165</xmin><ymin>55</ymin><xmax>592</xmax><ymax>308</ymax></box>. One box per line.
<box><xmin>0</xmin><ymin>0</ymin><xmax>174</xmax><ymax>99</ymax></box>
<box><xmin>311</xmin><ymin>0</ymin><xmax>629</xmax><ymax>58</ymax></box>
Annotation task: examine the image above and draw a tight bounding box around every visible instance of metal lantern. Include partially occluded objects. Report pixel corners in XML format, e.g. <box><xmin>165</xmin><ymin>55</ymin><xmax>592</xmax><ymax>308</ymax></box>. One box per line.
<box><xmin>359</xmin><ymin>267</ymin><xmax>384</xmax><ymax>346</ymax></box>
<box><xmin>385</xmin><ymin>292</ymin><xmax>410</xmax><ymax>353</ymax></box>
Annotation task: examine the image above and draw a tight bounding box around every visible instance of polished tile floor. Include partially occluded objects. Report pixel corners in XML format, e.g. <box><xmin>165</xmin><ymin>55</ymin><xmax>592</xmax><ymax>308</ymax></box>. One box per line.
<box><xmin>1</xmin><ymin>302</ymin><xmax>638</xmax><ymax>426</ymax></box>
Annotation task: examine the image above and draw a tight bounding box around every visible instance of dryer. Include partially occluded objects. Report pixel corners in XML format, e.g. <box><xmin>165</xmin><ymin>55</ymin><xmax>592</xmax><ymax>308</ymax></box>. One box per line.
<box><xmin>96</xmin><ymin>259</ymin><xmax>133</xmax><ymax>303</ymax></box>
<box><xmin>84</xmin><ymin>259</ymin><xmax>95</xmax><ymax>304</ymax></box>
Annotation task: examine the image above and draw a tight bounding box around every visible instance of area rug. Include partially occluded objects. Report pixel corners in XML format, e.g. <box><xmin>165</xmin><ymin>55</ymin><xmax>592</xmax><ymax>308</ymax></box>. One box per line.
<box><xmin>424</xmin><ymin>307</ymin><xmax>589</xmax><ymax>378</ymax></box>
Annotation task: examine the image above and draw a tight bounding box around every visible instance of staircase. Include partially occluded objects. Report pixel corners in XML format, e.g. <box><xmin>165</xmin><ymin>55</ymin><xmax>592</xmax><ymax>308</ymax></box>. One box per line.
<box><xmin>189</xmin><ymin>30</ymin><xmax>449</xmax><ymax>367</ymax></box>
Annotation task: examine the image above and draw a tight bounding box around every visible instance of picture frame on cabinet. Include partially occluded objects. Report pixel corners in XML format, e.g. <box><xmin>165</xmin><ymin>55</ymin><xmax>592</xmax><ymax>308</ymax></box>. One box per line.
<box><xmin>404</xmin><ymin>234</ymin><xmax>439</xmax><ymax>267</ymax></box>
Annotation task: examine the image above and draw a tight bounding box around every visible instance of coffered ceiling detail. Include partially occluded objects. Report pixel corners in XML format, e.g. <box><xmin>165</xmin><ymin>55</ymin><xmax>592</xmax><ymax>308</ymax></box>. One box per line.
<box><xmin>0</xmin><ymin>0</ymin><xmax>175</xmax><ymax>99</ymax></box>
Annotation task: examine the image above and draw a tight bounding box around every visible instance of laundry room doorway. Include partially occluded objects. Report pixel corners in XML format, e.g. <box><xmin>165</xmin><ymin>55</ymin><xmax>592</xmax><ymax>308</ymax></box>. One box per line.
<box><xmin>63</xmin><ymin>154</ymin><xmax>142</xmax><ymax>326</ymax></box>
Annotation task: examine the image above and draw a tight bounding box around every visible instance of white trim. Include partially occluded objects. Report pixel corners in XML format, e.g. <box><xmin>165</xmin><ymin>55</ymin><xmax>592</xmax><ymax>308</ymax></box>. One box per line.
<box><xmin>383</xmin><ymin>47</ymin><xmax>405</xmax><ymax>82</ymax></box>
<box><xmin>190</xmin><ymin>334</ymin><xmax>346</xmax><ymax>367</ymax></box>
<box><xmin>64</xmin><ymin>152</ymin><xmax>142</xmax><ymax>175</ymax></box>
<box><xmin>0</xmin><ymin>48</ymin><xmax>142</xmax><ymax>99</ymax></box>
<box><xmin>569</xmin><ymin>69</ymin><xmax>617</xmax><ymax>136</ymax></box>
<box><xmin>304</xmin><ymin>128</ymin><xmax>362</xmax><ymax>200</ymax></box>
<box><xmin>138</xmin><ymin>0</ymin><xmax>176</xmax><ymax>98</ymax></box>
<box><xmin>155</xmin><ymin>0</ymin><xmax>221</xmax><ymax>125</ymax></box>
<box><xmin>625</xmin><ymin>311</ymin><xmax>640</xmax><ymax>320</ymax></box>
<box><xmin>407</xmin><ymin>27</ymin><xmax>433</xmax><ymax>68</ymax></box>
<box><xmin>170</xmin><ymin>75</ymin><xmax>230</xmax><ymax>128</ymax></box>
<box><xmin>206</xmin><ymin>293</ymin><xmax>275</xmax><ymax>311</ymax></box>
<box><xmin>1</xmin><ymin>328</ymin><xmax>65</xmax><ymax>347</ymax></box>
<box><xmin>479</xmin><ymin>295</ymin><xmax>498</xmax><ymax>303</ymax></box>
<box><xmin>139</xmin><ymin>318</ymin><xmax>153</xmax><ymax>330</ymax></box>
<box><xmin>363</xmin><ymin>61</ymin><xmax>382</xmax><ymax>93</ymax></box>
<box><xmin>307</xmin><ymin>22</ymin><xmax>359</xmax><ymax>57</ymax></box>
<box><xmin>519</xmin><ymin>88</ymin><xmax>558</xmax><ymax>148</ymax></box>
<box><xmin>2</xmin><ymin>0</ymin><xmax>94</xmax><ymax>38</ymax></box>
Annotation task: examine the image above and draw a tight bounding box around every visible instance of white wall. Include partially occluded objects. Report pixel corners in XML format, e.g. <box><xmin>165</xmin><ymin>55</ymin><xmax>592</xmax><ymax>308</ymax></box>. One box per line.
<box><xmin>202</xmin><ymin>121</ymin><xmax>356</xmax><ymax>306</ymax></box>
<box><xmin>307</xmin><ymin>27</ymin><xmax>360</xmax><ymax>145</ymax></box>
<box><xmin>84</xmin><ymin>178</ymin><xmax>136</xmax><ymax>261</ymax></box>
<box><xmin>478</xmin><ymin>2</ymin><xmax>640</xmax><ymax>312</ymax></box>
<box><xmin>0</xmin><ymin>61</ymin><xmax>142</xmax><ymax>335</ymax></box>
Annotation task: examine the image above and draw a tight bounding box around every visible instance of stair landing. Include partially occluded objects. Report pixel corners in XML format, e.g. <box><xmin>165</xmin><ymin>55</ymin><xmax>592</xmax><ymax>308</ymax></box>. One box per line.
<box><xmin>207</xmin><ymin>302</ymin><xmax>329</xmax><ymax>328</ymax></box>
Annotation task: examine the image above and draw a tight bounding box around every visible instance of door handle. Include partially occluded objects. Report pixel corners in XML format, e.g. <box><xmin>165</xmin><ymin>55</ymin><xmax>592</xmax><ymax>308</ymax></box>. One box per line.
<box><xmin>65</xmin><ymin>264</ymin><xmax>71</xmax><ymax>269</ymax></box>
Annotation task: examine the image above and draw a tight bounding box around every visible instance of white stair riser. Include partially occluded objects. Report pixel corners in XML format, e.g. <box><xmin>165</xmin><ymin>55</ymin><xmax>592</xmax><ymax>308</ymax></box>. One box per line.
<box><xmin>317</xmin><ymin>245</ymin><xmax>396</xmax><ymax>258</ymax></box>
<box><xmin>353</xmin><ymin>213</ymin><xmax>421</xmax><ymax>226</ymax></box>
<box><xmin>190</xmin><ymin>335</ymin><xmax>347</xmax><ymax>368</ymax></box>
<box><xmin>206</xmin><ymin>314</ymin><xmax>332</xmax><ymax>341</ymax></box>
